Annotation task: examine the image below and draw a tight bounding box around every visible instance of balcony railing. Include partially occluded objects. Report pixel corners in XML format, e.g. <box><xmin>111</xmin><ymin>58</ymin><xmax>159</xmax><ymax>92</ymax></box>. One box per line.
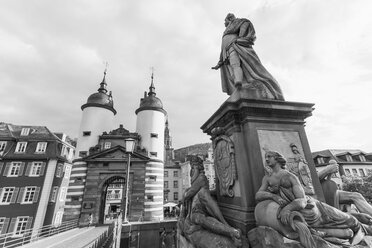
<box><xmin>0</xmin><ymin>219</ymin><xmax>78</xmax><ymax>248</ymax></box>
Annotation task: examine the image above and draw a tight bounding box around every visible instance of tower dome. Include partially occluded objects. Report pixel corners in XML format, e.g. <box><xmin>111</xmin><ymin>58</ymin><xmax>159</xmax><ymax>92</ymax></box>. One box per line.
<box><xmin>135</xmin><ymin>75</ymin><xmax>166</xmax><ymax>114</ymax></box>
<box><xmin>82</xmin><ymin>71</ymin><xmax>116</xmax><ymax>114</ymax></box>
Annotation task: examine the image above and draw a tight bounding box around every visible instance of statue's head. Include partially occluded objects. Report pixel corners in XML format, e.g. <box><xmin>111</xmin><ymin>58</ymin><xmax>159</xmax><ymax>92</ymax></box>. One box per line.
<box><xmin>289</xmin><ymin>143</ymin><xmax>300</xmax><ymax>154</ymax></box>
<box><xmin>187</xmin><ymin>155</ymin><xmax>205</xmax><ymax>183</ymax></box>
<box><xmin>265</xmin><ymin>151</ymin><xmax>286</xmax><ymax>169</ymax></box>
<box><xmin>225</xmin><ymin>13</ymin><xmax>236</xmax><ymax>27</ymax></box>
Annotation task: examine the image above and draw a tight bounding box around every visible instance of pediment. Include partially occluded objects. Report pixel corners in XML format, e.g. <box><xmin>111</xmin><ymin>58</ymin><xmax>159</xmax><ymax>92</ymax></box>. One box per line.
<box><xmin>84</xmin><ymin>145</ymin><xmax>149</xmax><ymax>161</ymax></box>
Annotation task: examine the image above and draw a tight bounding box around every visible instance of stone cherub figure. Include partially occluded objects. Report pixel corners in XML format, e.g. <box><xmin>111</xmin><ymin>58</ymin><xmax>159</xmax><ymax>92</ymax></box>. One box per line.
<box><xmin>255</xmin><ymin>151</ymin><xmax>368</xmax><ymax>248</ymax></box>
<box><xmin>178</xmin><ymin>155</ymin><xmax>241</xmax><ymax>248</ymax></box>
<box><xmin>212</xmin><ymin>13</ymin><xmax>284</xmax><ymax>100</ymax></box>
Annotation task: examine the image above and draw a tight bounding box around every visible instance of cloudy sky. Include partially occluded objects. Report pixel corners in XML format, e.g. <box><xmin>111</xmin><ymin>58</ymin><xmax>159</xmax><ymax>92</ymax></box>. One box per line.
<box><xmin>1</xmin><ymin>0</ymin><xmax>372</xmax><ymax>152</ymax></box>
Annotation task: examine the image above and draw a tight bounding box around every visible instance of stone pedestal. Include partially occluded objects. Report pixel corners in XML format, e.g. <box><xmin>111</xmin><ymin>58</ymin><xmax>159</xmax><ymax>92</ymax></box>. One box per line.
<box><xmin>201</xmin><ymin>88</ymin><xmax>325</xmax><ymax>235</ymax></box>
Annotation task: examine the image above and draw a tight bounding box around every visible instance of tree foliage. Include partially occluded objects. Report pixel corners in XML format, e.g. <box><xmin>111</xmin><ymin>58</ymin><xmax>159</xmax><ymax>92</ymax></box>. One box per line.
<box><xmin>342</xmin><ymin>175</ymin><xmax>372</xmax><ymax>203</ymax></box>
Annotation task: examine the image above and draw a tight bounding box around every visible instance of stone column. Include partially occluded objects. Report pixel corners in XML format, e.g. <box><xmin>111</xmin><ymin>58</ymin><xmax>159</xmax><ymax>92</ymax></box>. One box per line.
<box><xmin>201</xmin><ymin>88</ymin><xmax>324</xmax><ymax>235</ymax></box>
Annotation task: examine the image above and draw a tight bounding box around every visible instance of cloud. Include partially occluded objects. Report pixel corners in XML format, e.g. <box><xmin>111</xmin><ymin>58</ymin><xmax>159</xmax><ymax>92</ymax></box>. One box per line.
<box><xmin>1</xmin><ymin>0</ymin><xmax>372</xmax><ymax>152</ymax></box>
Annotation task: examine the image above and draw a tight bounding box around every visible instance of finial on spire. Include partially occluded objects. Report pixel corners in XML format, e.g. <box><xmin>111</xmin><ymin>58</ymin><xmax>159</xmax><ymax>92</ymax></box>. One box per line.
<box><xmin>98</xmin><ymin>62</ymin><xmax>109</xmax><ymax>94</ymax></box>
<box><xmin>148</xmin><ymin>66</ymin><xmax>156</xmax><ymax>96</ymax></box>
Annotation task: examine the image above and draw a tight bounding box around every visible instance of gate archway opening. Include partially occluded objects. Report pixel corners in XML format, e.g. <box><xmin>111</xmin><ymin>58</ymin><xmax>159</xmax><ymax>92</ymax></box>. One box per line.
<box><xmin>100</xmin><ymin>176</ymin><xmax>125</xmax><ymax>224</ymax></box>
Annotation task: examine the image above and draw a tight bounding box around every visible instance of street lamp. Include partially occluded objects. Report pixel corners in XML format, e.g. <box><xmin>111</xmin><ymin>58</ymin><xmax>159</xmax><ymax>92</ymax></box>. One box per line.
<box><xmin>123</xmin><ymin>138</ymin><xmax>135</xmax><ymax>223</ymax></box>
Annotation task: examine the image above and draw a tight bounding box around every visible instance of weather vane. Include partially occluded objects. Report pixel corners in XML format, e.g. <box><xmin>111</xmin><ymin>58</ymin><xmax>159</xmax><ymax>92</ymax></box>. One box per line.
<box><xmin>150</xmin><ymin>66</ymin><xmax>155</xmax><ymax>79</ymax></box>
<box><xmin>104</xmin><ymin>61</ymin><xmax>109</xmax><ymax>74</ymax></box>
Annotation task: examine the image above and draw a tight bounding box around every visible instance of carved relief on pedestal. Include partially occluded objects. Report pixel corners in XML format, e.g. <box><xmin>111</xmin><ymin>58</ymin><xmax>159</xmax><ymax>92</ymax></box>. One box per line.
<box><xmin>213</xmin><ymin>132</ymin><xmax>237</xmax><ymax>197</ymax></box>
<box><xmin>257</xmin><ymin>130</ymin><xmax>315</xmax><ymax>195</ymax></box>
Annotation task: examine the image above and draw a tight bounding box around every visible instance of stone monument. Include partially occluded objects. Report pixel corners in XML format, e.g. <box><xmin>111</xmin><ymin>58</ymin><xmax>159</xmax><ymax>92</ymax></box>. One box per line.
<box><xmin>200</xmin><ymin>13</ymin><xmax>372</xmax><ymax>248</ymax></box>
<box><xmin>204</xmin><ymin>12</ymin><xmax>324</xmax><ymax>235</ymax></box>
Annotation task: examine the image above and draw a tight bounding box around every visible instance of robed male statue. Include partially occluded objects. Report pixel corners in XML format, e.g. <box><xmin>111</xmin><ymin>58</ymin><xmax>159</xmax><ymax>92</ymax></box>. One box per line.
<box><xmin>212</xmin><ymin>13</ymin><xmax>284</xmax><ymax>100</ymax></box>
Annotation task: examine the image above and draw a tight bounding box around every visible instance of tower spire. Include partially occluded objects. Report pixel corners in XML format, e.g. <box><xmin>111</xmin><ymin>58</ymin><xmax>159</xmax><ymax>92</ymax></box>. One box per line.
<box><xmin>148</xmin><ymin>67</ymin><xmax>156</xmax><ymax>96</ymax></box>
<box><xmin>98</xmin><ymin>63</ymin><xmax>108</xmax><ymax>94</ymax></box>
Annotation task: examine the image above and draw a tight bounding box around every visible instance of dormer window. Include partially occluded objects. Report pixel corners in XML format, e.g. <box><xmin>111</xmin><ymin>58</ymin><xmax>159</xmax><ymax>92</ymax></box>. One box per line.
<box><xmin>21</xmin><ymin>128</ymin><xmax>30</xmax><ymax>136</ymax></box>
<box><xmin>317</xmin><ymin>157</ymin><xmax>324</xmax><ymax>164</ymax></box>
<box><xmin>0</xmin><ymin>141</ymin><xmax>6</xmax><ymax>153</ymax></box>
<box><xmin>359</xmin><ymin>155</ymin><xmax>366</xmax><ymax>162</ymax></box>
<box><xmin>346</xmin><ymin>155</ymin><xmax>353</xmax><ymax>162</ymax></box>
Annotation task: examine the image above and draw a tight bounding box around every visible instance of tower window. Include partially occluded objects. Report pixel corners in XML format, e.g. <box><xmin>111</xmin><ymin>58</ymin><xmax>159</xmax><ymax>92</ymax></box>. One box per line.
<box><xmin>150</xmin><ymin>152</ymin><xmax>157</xmax><ymax>157</ymax></box>
<box><xmin>149</xmin><ymin>175</ymin><xmax>157</xmax><ymax>182</ymax></box>
<box><xmin>83</xmin><ymin>131</ymin><xmax>91</xmax><ymax>136</ymax></box>
<box><xmin>146</xmin><ymin>195</ymin><xmax>154</xmax><ymax>201</ymax></box>
<box><xmin>150</xmin><ymin>133</ymin><xmax>158</xmax><ymax>138</ymax></box>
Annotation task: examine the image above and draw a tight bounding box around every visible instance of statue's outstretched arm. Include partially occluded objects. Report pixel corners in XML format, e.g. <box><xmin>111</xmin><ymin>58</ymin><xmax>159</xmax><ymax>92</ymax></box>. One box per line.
<box><xmin>212</xmin><ymin>52</ymin><xmax>224</xmax><ymax>70</ymax></box>
<box><xmin>318</xmin><ymin>163</ymin><xmax>338</xmax><ymax>181</ymax></box>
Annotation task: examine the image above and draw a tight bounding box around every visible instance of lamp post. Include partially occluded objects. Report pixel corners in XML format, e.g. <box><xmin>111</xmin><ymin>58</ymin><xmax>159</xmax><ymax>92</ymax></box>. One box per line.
<box><xmin>123</xmin><ymin>138</ymin><xmax>135</xmax><ymax>223</ymax></box>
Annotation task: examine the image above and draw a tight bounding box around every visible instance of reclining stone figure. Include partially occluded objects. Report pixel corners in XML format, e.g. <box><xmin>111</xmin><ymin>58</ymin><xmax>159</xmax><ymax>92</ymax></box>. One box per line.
<box><xmin>178</xmin><ymin>155</ymin><xmax>242</xmax><ymax>248</ymax></box>
<box><xmin>319</xmin><ymin>159</ymin><xmax>372</xmax><ymax>225</ymax></box>
<box><xmin>255</xmin><ymin>151</ymin><xmax>366</xmax><ymax>247</ymax></box>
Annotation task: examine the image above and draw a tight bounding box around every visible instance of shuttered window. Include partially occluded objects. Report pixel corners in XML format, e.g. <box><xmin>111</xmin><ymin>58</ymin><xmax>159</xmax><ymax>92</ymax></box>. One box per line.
<box><xmin>10</xmin><ymin>216</ymin><xmax>33</xmax><ymax>236</ymax></box>
<box><xmin>0</xmin><ymin>187</ymin><xmax>19</xmax><ymax>204</ymax></box>
<box><xmin>8</xmin><ymin>162</ymin><xmax>24</xmax><ymax>177</ymax></box>
<box><xmin>0</xmin><ymin>217</ymin><xmax>10</xmax><ymax>234</ymax></box>
<box><xmin>22</xmin><ymin>186</ymin><xmax>38</xmax><ymax>203</ymax></box>
<box><xmin>50</xmin><ymin>186</ymin><xmax>59</xmax><ymax>202</ymax></box>
<box><xmin>26</xmin><ymin>162</ymin><xmax>46</xmax><ymax>177</ymax></box>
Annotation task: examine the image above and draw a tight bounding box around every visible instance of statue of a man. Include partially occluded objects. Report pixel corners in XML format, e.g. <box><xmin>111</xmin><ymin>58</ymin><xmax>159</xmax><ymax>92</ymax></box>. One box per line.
<box><xmin>255</xmin><ymin>151</ymin><xmax>366</xmax><ymax>247</ymax></box>
<box><xmin>212</xmin><ymin>13</ymin><xmax>284</xmax><ymax>100</ymax></box>
<box><xmin>178</xmin><ymin>155</ymin><xmax>241</xmax><ymax>248</ymax></box>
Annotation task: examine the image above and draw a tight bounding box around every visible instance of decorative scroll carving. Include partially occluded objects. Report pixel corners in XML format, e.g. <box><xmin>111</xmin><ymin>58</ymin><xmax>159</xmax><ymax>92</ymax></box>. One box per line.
<box><xmin>213</xmin><ymin>135</ymin><xmax>237</xmax><ymax>197</ymax></box>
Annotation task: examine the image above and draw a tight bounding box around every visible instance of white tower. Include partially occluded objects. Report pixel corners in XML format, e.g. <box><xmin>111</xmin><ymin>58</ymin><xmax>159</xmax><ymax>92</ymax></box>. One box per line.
<box><xmin>75</xmin><ymin>70</ymin><xmax>117</xmax><ymax>158</ymax></box>
<box><xmin>64</xmin><ymin>70</ymin><xmax>116</xmax><ymax>221</ymax></box>
<box><xmin>135</xmin><ymin>74</ymin><xmax>166</xmax><ymax>221</ymax></box>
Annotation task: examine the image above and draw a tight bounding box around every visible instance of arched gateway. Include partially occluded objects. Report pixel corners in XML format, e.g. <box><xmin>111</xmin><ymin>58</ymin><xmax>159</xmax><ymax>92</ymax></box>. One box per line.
<box><xmin>77</xmin><ymin>144</ymin><xmax>150</xmax><ymax>226</ymax></box>
<box><xmin>99</xmin><ymin>176</ymin><xmax>125</xmax><ymax>224</ymax></box>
